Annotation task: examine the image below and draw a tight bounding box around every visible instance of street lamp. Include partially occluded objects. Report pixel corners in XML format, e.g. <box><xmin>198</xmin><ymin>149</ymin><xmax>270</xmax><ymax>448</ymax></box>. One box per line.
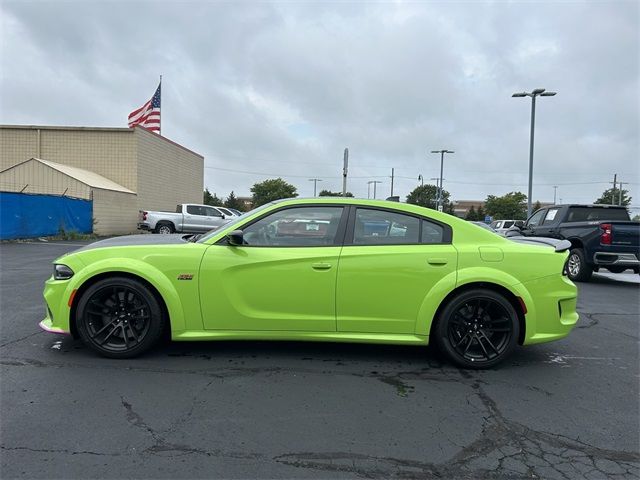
<box><xmin>512</xmin><ymin>88</ymin><xmax>557</xmax><ymax>217</ymax></box>
<box><xmin>430</xmin><ymin>150</ymin><xmax>454</xmax><ymax>211</ymax></box>
<box><xmin>418</xmin><ymin>174</ymin><xmax>423</xmax><ymax>186</ymax></box>
<box><xmin>308</xmin><ymin>178</ymin><xmax>322</xmax><ymax>197</ymax></box>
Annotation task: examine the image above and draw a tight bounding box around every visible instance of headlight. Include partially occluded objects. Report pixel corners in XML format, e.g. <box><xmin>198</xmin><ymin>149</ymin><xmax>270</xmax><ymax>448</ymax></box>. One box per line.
<box><xmin>53</xmin><ymin>264</ymin><xmax>74</xmax><ymax>280</ymax></box>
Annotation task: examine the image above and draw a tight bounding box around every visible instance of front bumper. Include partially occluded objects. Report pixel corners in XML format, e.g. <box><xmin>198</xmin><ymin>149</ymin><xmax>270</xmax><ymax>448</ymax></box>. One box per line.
<box><xmin>40</xmin><ymin>277</ymin><xmax>73</xmax><ymax>335</ymax></box>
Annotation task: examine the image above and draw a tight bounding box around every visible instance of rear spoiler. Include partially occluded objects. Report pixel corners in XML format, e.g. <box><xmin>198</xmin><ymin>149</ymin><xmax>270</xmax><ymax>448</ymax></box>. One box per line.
<box><xmin>508</xmin><ymin>236</ymin><xmax>572</xmax><ymax>253</ymax></box>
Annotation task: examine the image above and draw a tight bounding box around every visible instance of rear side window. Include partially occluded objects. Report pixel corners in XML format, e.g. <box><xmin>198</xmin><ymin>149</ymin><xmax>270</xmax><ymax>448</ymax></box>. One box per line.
<box><xmin>186</xmin><ymin>205</ymin><xmax>204</xmax><ymax>215</ymax></box>
<box><xmin>422</xmin><ymin>220</ymin><xmax>444</xmax><ymax>244</ymax></box>
<box><xmin>566</xmin><ymin>207</ymin><xmax>630</xmax><ymax>222</ymax></box>
<box><xmin>354</xmin><ymin>209</ymin><xmax>420</xmax><ymax>245</ymax></box>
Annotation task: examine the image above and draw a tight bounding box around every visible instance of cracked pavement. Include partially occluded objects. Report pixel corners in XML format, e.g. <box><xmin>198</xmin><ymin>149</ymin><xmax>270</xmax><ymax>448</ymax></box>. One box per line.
<box><xmin>1</xmin><ymin>241</ymin><xmax>638</xmax><ymax>479</ymax></box>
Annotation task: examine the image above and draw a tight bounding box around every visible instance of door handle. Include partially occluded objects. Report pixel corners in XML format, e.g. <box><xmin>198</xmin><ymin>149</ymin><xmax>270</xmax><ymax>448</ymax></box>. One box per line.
<box><xmin>311</xmin><ymin>263</ymin><xmax>332</xmax><ymax>270</ymax></box>
<box><xmin>427</xmin><ymin>258</ymin><xmax>448</xmax><ymax>266</ymax></box>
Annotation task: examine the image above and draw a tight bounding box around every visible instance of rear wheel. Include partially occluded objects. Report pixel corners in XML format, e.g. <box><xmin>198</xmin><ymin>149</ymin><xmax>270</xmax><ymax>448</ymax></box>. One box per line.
<box><xmin>75</xmin><ymin>277</ymin><xmax>166</xmax><ymax>358</ymax></box>
<box><xmin>435</xmin><ymin>289</ymin><xmax>519</xmax><ymax>369</ymax></box>
<box><xmin>566</xmin><ymin>248</ymin><xmax>593</xmax><ymax>282</ymax></box>
<box><xmin>155</xmin><ymin>222</ymin><xmax>174</xmax><ymax>234</ymax></box>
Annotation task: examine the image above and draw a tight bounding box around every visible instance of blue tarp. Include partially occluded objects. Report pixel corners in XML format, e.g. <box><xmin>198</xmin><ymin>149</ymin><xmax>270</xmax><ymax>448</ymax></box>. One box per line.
<box><xmin>0</xmin><ymin>192</ymin><xmax>93</xmax><ymax>240</ymax></box>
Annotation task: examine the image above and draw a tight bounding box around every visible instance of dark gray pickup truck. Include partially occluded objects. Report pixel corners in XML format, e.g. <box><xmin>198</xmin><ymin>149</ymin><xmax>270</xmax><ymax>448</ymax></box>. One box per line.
<box><xmin>516</xmin><ymin>204</ymin><xmax>640</xmax><ymax>281</ymax></box>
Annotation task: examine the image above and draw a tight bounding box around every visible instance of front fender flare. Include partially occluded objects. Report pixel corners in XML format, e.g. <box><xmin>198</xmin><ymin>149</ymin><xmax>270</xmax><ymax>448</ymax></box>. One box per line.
<box><xmin>66</xmin><ymin>258</ymin><xmax>186</xmax><ymax>333</ymax></box>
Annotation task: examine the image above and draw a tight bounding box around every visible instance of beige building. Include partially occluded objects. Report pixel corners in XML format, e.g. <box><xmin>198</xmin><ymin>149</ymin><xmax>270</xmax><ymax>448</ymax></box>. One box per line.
<box><xmin>0</xmin><ymin>125</ymin><xmax>204</xmax><ymax>235</ymax></box>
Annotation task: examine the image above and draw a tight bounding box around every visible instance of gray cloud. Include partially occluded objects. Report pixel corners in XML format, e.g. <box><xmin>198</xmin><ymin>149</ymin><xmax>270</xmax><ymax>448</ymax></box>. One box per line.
<box><xmin>1</xmin><ymin>0</ymin><xmax>637</xmax><ymax>210</ymax></box>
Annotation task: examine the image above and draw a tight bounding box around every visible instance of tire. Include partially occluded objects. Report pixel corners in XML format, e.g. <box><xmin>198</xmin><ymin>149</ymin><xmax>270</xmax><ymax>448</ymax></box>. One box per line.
<box><xmin>566</xmin><ymin>248</ymin><xmax>593</xmax><ymax>282</ymax></box>
<box><xmin>155</xmin><ymin>222</ymin><xmax>174</xmax><ymax>234</ymax></box>
<box><xmin>75</xmin><ymin>277</ymin><xmax>166</xmax><ymax>359</ymax></box>
<box><xmin>435</xmin><ymin>289</ymin><xmax>520</xmax><ymax>369</ymax></box>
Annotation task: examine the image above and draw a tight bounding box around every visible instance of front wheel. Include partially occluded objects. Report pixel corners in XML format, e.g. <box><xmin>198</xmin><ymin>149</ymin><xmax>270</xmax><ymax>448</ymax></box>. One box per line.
<box><xmin>435</xmin><ymin>289</ymin><xmax>520</xmax><ymax>369</ymax></box>
<box><xmin>566</xmin><ymin>248</ymin><xmax>593</xmax><ymax>282</ymax></box>
<box><xmin>75</xmin><ymin>277</ymin><xmax>166</xmax><ymax>358</ymax></box>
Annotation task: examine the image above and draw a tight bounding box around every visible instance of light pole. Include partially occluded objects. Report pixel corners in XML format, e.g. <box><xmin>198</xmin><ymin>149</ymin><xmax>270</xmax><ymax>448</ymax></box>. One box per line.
<box><xmin>430</xmin><ymin>150</ymin><xmax>454</xmax><ymax>211</ymax></box>
<box><xmin>308</xmin><ymin>178</ymin><xmax>322</xmax><ymax>197</ymax></box>
<box><xmin>553</xmin><ymin>185</ymin><xmax>558</xmax><ymax>205</ymax></box>
<box><xmin>367</xmin><ymin>180</ymin><xmax>382</xmax><ymax>199</ymax></box>
<box><xmin>418</xmin><ymin>174</ymin><xmax>423</xmax><ymax>186</ymax></box>
<box><xmin>512</xmin><ymin>88</ymin><xmax>557</xmax><ymax>217</ymax></box>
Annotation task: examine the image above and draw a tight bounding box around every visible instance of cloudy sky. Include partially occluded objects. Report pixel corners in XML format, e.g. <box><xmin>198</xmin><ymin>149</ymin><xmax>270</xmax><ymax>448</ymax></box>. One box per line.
<box><xmin>1</xmin><ymin>0</ymin><xmax>638</xmax><ymax>212</ymax></box>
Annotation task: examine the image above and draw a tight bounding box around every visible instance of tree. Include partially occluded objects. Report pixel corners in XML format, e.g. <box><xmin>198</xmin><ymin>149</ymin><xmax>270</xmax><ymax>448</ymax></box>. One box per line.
<box><xmin>318</xmin><ymin>189</ymin><xmax>354</xmax><ymax>197</ymax></box>
<box><xmin>476</xmin><ymin>206</ymin><xmax>486</xmax><ymax>221</ymax></box>
<box><xmin>594</xmin><ymin>187</ymin><xmax>631</xmax><ymax>206</ymax></box>
<box><xmin>465</xmin><ymin>205</ymin><xmax>478</xmax><ymax>221</ymax></box>
<box><xmin>484</xmin><ymin>192</ymin><xmax>528</xmax><ymax>220</ymax></box>
<box><xmin>406</xmin><ymin>184</ymin><xmax>451</xmax><ymax>210</ymax></box>
<box><xmin>251</xmin><ymin>178</ymin><xmax>298</xmax><ymax>207</ymax></box>
<box><xmin>633</xmin><ymin>215</ymin><xmax>640</xmax><ymax>222</ymax></box>
<box><xmin>224</xmin><ymin>191</ymin><xmax>244</xmax><ymax>210</ymax></box>
<box><xmin>533</xmin><ymin>201</ymin><xmax>542</xmax><ymax>212</ymax></box>
<box><xmin>203</xmin><ymin>188</ymin><xmax>223</xmax><ymax>207</ymax></box>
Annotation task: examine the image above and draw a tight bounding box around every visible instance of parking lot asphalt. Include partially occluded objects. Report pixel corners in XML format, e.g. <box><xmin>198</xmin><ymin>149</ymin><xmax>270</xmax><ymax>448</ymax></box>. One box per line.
<box><xmin>1</xmin><ymin>240</ymin><xmax>638</xmax><ymax>479</ymax></box>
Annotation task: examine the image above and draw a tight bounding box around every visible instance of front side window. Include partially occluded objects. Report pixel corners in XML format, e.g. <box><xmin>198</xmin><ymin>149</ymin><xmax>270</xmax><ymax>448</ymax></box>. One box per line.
<box><xmin>242</xmin><ymin>206</ymin><xmax>344</xmax><ymax>247</ymax></box>
<box><xmin>542</xmin><ymin>209</ymin><xmax>560</xmax><ymax>225</ymax></box>
<box><xmin>186</xmin><ymin>205</ymin><xmax>204</xmax><ymax>216</ymax></box>
<box><xmin>354</xmin><ymin>209</ymin><xmax>420</xmax><ymax>245</ymax></box>
<box><xmin>527</xmin><ymin>209</ymin><xmax>546</xmax><ymax>227</ymax></box>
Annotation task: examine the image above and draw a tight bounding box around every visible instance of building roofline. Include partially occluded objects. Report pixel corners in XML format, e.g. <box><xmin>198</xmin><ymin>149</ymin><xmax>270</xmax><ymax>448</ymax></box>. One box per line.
<box><xmin>133</xmin><ymin>125</ymin><xmax>204</xmax><ymax>159</ymax></box>
<box><xmin>0</xmin><ymin>124</ymin><xmax>204</xmax><ymax>159</ymax></box>
<box><xmin>0</xmin><ymin>157</ymin><xmax>136</xmax><ymax>194</ymax></box>
<box><xmin>0</xmin><ymin>124</ymin><xmax>133</xmax><ymax>132</ymax></box>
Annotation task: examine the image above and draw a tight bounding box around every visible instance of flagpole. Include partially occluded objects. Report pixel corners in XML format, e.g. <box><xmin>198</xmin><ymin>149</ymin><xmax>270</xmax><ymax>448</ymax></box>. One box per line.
<box><xmin>159</xmin><ymin>74</ymin><xmax>162</xmax><ymax>136</ymax></box>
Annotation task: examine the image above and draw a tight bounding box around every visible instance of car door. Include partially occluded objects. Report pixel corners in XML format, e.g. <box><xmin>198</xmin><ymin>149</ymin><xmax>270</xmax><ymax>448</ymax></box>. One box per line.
<box><xmin>522</xmin><ymin>208</ymin><xmax>548</xmax><ymax>237</ymax></box>
<box><xmin>199</xmin><ymin>205</ymin><xmax>347</xmax><ymax>332</ymax></box>
<box><xmin>184</xmin><ymin>205</ymin><xmax>206</xmax><ymax>232</ymax></box>
<box><xmin>202</xmin><ymin>206</ymin><xmax>226</xmax><ymax>230</ymax></box>
<box><xmin>336</xmin><ymin>207</ymin><xmax>457</xmax><ymax>334</ymax></box>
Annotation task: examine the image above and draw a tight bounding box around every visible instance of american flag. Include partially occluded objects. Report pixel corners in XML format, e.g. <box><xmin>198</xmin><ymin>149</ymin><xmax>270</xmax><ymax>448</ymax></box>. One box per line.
<box><xmin>128</xmin><ymin>83</ymin><xmax>161</xmax><ymax>133</ymax></box>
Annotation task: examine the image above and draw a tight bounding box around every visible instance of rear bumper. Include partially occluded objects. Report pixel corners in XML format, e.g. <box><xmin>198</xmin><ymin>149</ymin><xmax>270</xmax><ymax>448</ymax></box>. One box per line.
<box><xmin>521</xmin><ymin>275</ymin><xmax>579</xmax><ymax>345</ymax></box>
<box><xmin>137</xmin><ymin>222</ymin><xmax>152</xmax><ymax>231</ymax></box>
<box><xmin>593</xmin><ymin>251</ymin><xmax>639</xmax><ymax>267</ymax></box>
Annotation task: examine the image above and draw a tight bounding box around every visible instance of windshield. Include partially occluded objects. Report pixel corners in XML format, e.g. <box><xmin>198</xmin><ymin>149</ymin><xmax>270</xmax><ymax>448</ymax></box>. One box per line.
<box><xmin>196</xmin><ymin>202</ymin><xmax>274</xmax><ymax>243</ymax></box>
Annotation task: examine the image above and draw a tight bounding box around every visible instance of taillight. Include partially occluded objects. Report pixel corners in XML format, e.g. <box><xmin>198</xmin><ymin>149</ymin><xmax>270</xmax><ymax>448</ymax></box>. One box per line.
<box><xmin>600</xmin><ymin>223</ymin><xmax>612</xmax><ymax>245</ymax></box>
<box><xmin>142</xmin><ymin>211</ymin><xmax>148</xmax><ymax>221</ymax></box>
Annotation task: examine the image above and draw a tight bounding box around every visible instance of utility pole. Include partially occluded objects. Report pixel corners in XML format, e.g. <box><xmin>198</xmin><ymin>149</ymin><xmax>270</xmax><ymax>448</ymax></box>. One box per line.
<box><xmin>553</xmin><ymin>186</ymin><xmax>558</xmax><ymax>205</ymax></box>
<box><xmin>342</xmin><ymin>148</ymin><xmax>349</xmax><ymax>197</ymax></box>
<box><xmin>390</xmin><ymin>168</ymin><xmax>395</xmax><ymax>197</ymax></box>
<box><xmin>618</xmin><ymin>181</ymin><xmax>626</xmax><ymax>205</ymax></box>
<box><xmin>610</xmin><ymin>173</ymin><xmax>617</xmax><ymax>205</ymax></box>
<box><xmin>308</xmin><ymin>178</ymin><xmax>322</xmax><ymax>197</ymax></box>
<box><xmin>431</xmin><ymin>150</ymin><xmax>454</xmax><ymax>211</ymax></box>
<box><xmin>368</xmin><ymin>180</ymin><xmax>382</xmax><ymax>199</ymax></box>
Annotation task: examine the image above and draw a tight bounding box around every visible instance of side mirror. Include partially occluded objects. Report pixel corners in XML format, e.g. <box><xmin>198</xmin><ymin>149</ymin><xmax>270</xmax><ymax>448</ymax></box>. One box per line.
<box><xmin>221</xmin><ymin>214</ymin><xmax>226</xmax><ymax>220</ymax></box>
<box><xmin>227</xmin><ymin>230</ymin><xmax>244</xmax><ymax>246</ymax></box>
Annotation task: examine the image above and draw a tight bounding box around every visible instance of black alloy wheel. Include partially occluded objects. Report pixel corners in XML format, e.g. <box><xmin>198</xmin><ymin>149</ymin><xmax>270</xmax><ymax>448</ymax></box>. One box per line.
<box><xmin>436</xmin><ymin>289</ymin><xmax>519</xmax><ymax>369</ymax></box>
<box><xmin>76</xmin><ymin>277</ymin><xmax>166</xmax><ymax>358</ymax></box>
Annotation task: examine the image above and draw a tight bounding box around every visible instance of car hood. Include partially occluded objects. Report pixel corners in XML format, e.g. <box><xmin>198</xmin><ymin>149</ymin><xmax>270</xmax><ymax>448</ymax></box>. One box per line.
<box><xmin>74</xmin><ymin>234</ymin><xmax>189</xmax><ymax>253</ymax></box>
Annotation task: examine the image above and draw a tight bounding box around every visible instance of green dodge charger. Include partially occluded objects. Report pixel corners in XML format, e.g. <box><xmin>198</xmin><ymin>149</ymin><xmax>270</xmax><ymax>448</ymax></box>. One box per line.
<box><xmin>41</xmin><ymin>198</ymin><xmax>578</xmax><ymax>368</ymax></box>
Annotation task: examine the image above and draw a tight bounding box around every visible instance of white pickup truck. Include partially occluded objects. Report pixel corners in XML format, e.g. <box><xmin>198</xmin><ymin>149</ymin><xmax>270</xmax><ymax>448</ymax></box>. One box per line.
<box><xmin>138</xmin><ymin>203</ymin><xmax>232</xmax><ymax>234</ymax></box>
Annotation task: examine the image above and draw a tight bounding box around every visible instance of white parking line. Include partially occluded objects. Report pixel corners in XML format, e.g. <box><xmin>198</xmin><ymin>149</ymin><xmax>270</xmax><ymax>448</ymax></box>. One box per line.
<box><xmin>593</xmin><ymin>271</ymin><xmax>640</xmax><ymax>284</ymax></box>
